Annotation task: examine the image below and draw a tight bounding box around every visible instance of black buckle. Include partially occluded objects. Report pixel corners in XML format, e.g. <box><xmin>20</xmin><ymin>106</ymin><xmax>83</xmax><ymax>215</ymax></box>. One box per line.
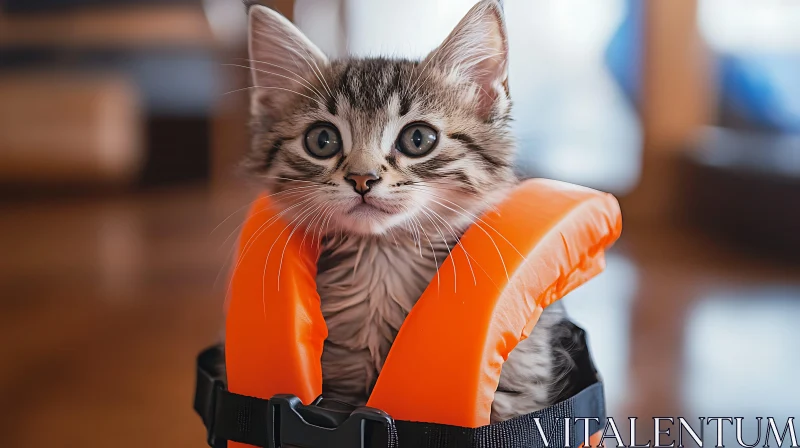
<box><xmin>266</xmin><ymin>395</ymin><xmax>395</xmax><ymax>448</ymax></box>
<box><xmin>194</xmin><ymin>345</ymin><xmax>395</xmax><ymax>447</ymax></box>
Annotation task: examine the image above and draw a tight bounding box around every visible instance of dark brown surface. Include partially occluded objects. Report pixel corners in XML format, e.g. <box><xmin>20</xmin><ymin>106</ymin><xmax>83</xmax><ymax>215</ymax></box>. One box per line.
<box><xmin>0</xmin><ymin>187</ymin><xmax>242</xmax><ymax>447</ymax></box>
<box><xmin>1</xmin><ymin>186</ymin><xmax>799</xmax><ymax>447</ymax></box>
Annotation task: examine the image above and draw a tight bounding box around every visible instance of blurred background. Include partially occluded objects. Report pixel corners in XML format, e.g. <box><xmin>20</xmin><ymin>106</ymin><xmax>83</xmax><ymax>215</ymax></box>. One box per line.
<box><xmin>0</xmin><ymin>0</ymin><xmax>798</xmax><ymax>446</ymax></box>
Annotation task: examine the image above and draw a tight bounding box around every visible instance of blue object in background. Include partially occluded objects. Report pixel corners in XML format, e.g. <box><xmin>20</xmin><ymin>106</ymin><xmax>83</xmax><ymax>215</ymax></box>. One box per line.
<box><xmin>604</xmin><ymin>0</ymin><xmax>643</xmax><ymax>108</ymax></box>
<box><xmin>505</xmin><ymin>0</ymin><xmax>643</xmax><ymax>195</ymax></box>
<box><xmin>605</xmin><ymin>1</ymin><xmax>800</xmax><ymax>134</ymax></box>
<box><xmin>718</xmin><ymin>53</ymin><xmax>800</xmax><ymax>133</ymax></box>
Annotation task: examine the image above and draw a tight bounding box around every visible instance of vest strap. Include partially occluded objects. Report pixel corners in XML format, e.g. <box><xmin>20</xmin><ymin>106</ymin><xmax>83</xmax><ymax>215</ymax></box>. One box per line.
<box><xmin>194</xmin><ymin>324</ymin><xmax>605</xmax><ymax>448</ymax></box>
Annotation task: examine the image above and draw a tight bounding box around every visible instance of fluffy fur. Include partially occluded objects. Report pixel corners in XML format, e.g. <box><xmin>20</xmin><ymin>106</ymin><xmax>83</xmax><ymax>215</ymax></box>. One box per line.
<box><xmin>242</xmin><ymin>0</ymin><xmax>574</xmax><ymax>422</ymax></box>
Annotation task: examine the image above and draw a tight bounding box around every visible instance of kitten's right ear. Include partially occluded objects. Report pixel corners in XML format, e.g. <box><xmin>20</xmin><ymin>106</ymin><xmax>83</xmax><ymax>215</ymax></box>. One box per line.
<box><xmin>424</xmin><ymin>0</ymin><xmax>509</xmax><ymax>119</ymax></box>
<box><xmin>247</xmin><ymin>5</ymin><xmax>328</xmax><ymax>119</ymax></box>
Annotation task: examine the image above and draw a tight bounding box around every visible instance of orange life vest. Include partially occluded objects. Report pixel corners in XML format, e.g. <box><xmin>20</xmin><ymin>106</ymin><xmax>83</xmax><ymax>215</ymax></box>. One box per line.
<box><xmin>198</xmin><ymin>178</ymin><xmax>621</xmax><ymax>448</ymax></box>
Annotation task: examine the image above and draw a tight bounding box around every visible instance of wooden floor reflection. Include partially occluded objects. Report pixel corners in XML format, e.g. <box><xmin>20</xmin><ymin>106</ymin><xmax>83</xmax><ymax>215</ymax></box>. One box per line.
<box><xmin>1</xmin><ymin>187</ymin><xmax>798</xmax><ymax>447</ymax></box>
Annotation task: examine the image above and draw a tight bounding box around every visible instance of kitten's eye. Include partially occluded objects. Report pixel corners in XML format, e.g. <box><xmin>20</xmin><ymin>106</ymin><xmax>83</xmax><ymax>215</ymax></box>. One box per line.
<box><xmin>396</xmin><ymin>123</ymin><xmax>438</xmax><ymax>157</ymax></box>
<box><xmin>304</xmin><ymin>123</ymin><xmax>342</xmax><ymax>158</ymax></box>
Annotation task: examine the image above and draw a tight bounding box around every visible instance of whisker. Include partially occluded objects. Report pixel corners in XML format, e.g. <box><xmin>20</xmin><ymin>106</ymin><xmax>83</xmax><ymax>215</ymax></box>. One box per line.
<box><xmin>215</xmin><ymin>208</ymin><xmax>284</xmax><ymax>291</ymax></box>
<box><xmin>215</xmin><ymin>186</ymin><xmax>321</xmax><ymax>259</ymax></box>
<box><xmin>210</xmin><ymin>196</ymin><xmax>264</xmax><ymax>236</ymax></box>
<box><xmin>283</xmin><ymin>33</ymin><xmax>334</xmax><ymax>98</ymax></box>
<box><xmin>224</xmin><ymin>63</ymin><xmax>326</xmax><ymax>103</ymax></box>
<box><xmin>260</xmin><ymin>196</ymin><xmax>322</xmax><ymax>317</ymax></box>
<box><xmin>417</xmin><ymin>207</ymin><xmax>456</xmax><ymax>293</ymax></box>
<box><xmin>386</xmin><ymin>227</ymin><xmax>401</xmax><ymax>248</ymax></box>
<box><xmin>223</xmin><ymin>191</ymin><xmax>320</xmax><ymax>297</ymax></box>
<box><xmin>317</xmin><ymin>204</ymin><xmax>336</xmax><ymax>247</ymax></box>
<box><xmin>216</xmin><ymin>195</ymin><xmax>305</xmax><ymax>294</ymax></box>
<box><xmin>232</xmin><ymin>190</ymin><xmax>320</xmax><ymax>261</ymax></box>
<box><xmin>409</xmin><ymin>214</ymin><xmax>439</xmax><ymax>293</ymax></box>
<box><xmin>408</xmin><ymin>27</ymin><xmax>455</xmax><ymax>95</ymax></box>
<box><xmin>420</xmin><ymin>203</ymin><xmax>478</xmax><ymax>288</ymax></box>
<box><xmin>423</xmin><ymin>192</ymin><xmax>524</xmax><ymax>261</ymax></box>
<box><xmin>405</xmin><ymin>215</ymin><xmax>422</xmax><ymax>254</ymax></box>
<box><xmin>277</xmin><ymin>200</ymin><xmax>326</xmax><ymax>290</ymax></box>
<box><xmin>300</xmin><ymin>201</ymin><xmax>331</xmax><ymax>252</ymax></box>
<box><xmin>224</xmin><ymin>86</ymin><xmax>326</xmax><ymax>109</ymax></box>
<box><xmin>214</xmin><ymin>184</ymin><xmax>323</xmax><ymax>235</ymax></box>
<box><xmin>295</xmin><ymin>41</ymin><xmax>335</xmax><ymax>99</ymax></box>
<box><xmin>250</xmin><ymin>25</ymin><xmax>331</xmax><ymax>98</ymax></box>
<box><xmin>407</xmin><ymin>190</ymin><xmax>514</xmax><ymax>282</ymax></box>
<box><xmin>405</xmin><ymin>184</ymin><xmax>509</xmax><ymax>246</ymax></box>
<box><xmin>428</xmin><ymin>198</ymin><xmax>509</xmax><ymax>281</ymax></box>
<box><xmin>403</xmin><ymin>181</ymin><xmax>499</xmax><ymax>210</ymax></box>
<box><xmin>234</xmin><ymin>59</ymin><xmax>328</xmax><ymax>101</ymax></box>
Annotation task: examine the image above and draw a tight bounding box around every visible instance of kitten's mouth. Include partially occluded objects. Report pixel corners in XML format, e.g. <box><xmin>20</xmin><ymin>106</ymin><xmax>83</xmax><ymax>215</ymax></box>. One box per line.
<box><xmin>348</xmin><ymin>201</ymin><xmax>392</xmax><ymax>216</ymax></box>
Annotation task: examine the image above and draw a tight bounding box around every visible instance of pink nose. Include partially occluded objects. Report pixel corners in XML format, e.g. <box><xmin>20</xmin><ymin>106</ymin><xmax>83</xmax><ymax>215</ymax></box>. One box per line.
<box><xmin>345</xmin><ymin>172</ymin><xmax>380</xmax><ymax>195</ymax></box>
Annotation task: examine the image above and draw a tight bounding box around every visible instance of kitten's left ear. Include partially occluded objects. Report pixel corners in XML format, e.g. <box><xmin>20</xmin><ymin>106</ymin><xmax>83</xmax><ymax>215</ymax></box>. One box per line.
<box><xmin>248</xmin><ymin>5</ymin><xmax>328</xmax><ymax>120</ymax></box>
<box><xmin>425</xmin><ymin>0</ymin><xmax>509</xmax><ymax>118</ymax></box>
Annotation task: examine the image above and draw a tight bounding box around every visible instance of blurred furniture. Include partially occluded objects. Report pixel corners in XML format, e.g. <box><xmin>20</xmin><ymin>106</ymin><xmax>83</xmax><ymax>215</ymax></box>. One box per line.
<box><xmin>0</xmin><ymin>2</ymin><xmax>220</xmax><ymax>188</ymax></box>
<box><xmin>620</xmin><ymin>0</ymin><xmax>713</xmax><ymax>225</ymax></box>
<box><xmin>0</xmin><ymin>4</ymin><xmax>214</xmax><ymax>48</ymax></box>
<box><xmin>681</xmin><ymin>127</ymin><xmax>800</xmax><ymax>260</ymax></box>
<box><xmin>0</xmin><ymin>73</ymin><xmax>142</xmax><ymax>185</ymax></box>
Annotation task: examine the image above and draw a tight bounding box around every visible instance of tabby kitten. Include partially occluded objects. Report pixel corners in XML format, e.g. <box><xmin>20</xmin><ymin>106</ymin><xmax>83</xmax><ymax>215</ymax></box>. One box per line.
<box><xmin>243</xmin><ymin>0</ymin><xmax>573</xmax><ymax>422</ymax></box>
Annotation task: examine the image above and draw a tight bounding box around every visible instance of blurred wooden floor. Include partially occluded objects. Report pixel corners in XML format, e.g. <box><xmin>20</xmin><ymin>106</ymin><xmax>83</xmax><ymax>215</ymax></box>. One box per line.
<box><xmin>1</xmin><ymin>186</ymin><xmax>798</xmax><ymax>447</ymax></box>
<box><xmin>0</xmin><ymin>187</ymin><xmax>238</xmax><ymax>448</ymax></box>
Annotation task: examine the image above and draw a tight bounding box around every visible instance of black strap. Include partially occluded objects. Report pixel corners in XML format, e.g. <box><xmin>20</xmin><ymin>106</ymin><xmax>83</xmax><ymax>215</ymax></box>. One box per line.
<box><xmin>391</xmin><ymin>383</ymin><xmax>604</xmax><ymax>448</ymax></box>
<box><xmin>194</xmin><ymin>347</ymin><xmax>396</xmax><ymax>448</ymax></box>
<box><xmin>194</xmin><ymin>325</ymin><xmax>604</xmax><ymax>448</ymax></box>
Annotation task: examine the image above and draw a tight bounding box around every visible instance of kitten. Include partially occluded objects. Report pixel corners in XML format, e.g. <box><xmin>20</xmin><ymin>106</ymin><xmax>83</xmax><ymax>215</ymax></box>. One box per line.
<box><xmin>242</xmin><ymin>0</ymin><xmax>574</xmax><ymax>422</ymax></box>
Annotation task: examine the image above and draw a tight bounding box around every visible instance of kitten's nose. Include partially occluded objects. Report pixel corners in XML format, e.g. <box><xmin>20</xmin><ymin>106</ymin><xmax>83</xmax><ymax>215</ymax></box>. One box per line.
<box><xmin>345</xmin><ymin>171</ymin><xmax>380</xmax><ymax>195</ymax></box>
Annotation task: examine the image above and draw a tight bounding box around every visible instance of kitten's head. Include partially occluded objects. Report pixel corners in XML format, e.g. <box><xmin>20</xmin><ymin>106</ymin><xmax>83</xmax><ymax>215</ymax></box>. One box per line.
<box><xmin>245</xmin><ymin>0</ymin><xmax>515</xmax><ymax>236</ymax></box>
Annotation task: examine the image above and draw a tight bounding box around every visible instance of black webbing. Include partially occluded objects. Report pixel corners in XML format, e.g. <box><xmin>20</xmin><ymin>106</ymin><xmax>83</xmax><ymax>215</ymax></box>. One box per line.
<box><xmin>194</xmin><ymin>323</ymin><xmax>605</xmax><ymax>448</ymax></box>
<box><xmin>391</xmin><ymin>383</ymin><xmax>604</xmax><ymax>448</ymax></box>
